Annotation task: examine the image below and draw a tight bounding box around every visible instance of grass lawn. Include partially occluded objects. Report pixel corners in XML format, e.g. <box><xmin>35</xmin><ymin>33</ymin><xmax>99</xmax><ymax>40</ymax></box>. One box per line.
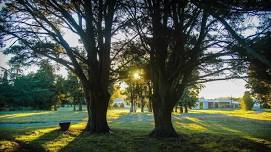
<box><xmin>0</xmin><ymin>107</ymin><xmax>270</xmax><ymax>152</ymax></box>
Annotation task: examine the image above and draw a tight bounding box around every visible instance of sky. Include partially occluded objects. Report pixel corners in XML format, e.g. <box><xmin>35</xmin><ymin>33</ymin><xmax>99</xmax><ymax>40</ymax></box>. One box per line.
<box><xmin>198</xmin><ymin>79</ymin><xmax>246</xmax><ymax>99</ymax></box>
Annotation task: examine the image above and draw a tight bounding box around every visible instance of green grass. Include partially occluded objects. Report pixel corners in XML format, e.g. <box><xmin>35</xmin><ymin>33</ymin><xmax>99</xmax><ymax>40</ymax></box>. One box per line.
<box><xmin>0</xmin><ymin>108</ymin><xmax>270</xmax><ymax>152</ymax></box>
<box><xmin>0</xmin><ymin>107</ymin><xmax>88</xmax><ymax>124</ymax></box>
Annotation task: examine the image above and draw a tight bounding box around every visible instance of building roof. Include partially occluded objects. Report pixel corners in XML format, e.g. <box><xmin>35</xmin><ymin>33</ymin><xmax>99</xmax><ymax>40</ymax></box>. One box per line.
<box><xmin>198</xmin><ymin>98</ymin><xmax>239</xmax><ymax>104</ymax></box>
<box><xmin>113</xmin><ymin>98</ymin><xmax>124</xmax><ymax>104</ymax></box>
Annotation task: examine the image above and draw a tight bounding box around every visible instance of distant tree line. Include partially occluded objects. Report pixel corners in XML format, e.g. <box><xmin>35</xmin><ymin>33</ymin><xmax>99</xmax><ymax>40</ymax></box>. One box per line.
<box><xmin>0</xmin><ymin>60</ymin><xmax>84</xmax><ymax>111</ymax></box>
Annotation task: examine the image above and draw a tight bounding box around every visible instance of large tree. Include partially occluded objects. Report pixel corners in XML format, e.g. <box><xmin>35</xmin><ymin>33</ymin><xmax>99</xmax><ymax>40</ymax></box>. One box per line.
<box><xmin>126</xmin><ymin>0</ymin><xmax>271</xmax><ymax>137</ymax></box>
<box><xmin>0</xmin><ymin>0</ymin><xmax>121</xmax><ymax>133</ymax></box>
<box><xmin>131</xmin><ymin>0</ymin><xmax>218</xmax><ymax>137</ymax></box>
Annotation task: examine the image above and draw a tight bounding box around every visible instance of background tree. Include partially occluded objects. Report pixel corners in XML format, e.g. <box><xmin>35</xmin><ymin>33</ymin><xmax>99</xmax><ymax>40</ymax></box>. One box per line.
<box><xmin>54</xmin><ymin>75</ymin><xmax>70</xmax><ymax>109</ymax></box>
<box><xmin>124</xmin><ymin>68</ymin><xmax>142</xmax><ymax>113</ymax></box>
<box><xmin>33</xmin><ymin>60</ymin><xmax>56</xmax><ymax>110</ymax></box>
<box><xmin>0</xmin><ymin>60</ymin><xmax>59</xmax><ymax>110</ymax></box>
<box><xmin>114</xmin><ymin>40</ymin><xmax>150</xmax><ymax>112</ymax></box>
<box><xmin>178</xmin><ymin>83</ymin><xmax>202</xmax><ymax>113</ymax></box>
<box><xmin>0</xmin><ymin>69</ymin><xmax>12</xmax><ymax>109</ymax></box>
<box><xmin>241</xmin><ymin>91</ymin><xmax>254</xmax><ymax>110</ymax></box>
<box><xmin>65</xmin><ymin>72</ymin><xmax>84</xmax><ymax>111</ymax></box>
<box><xmin>110</xmin><ymin>83</ymin><xmax>126</xmax><ymax>108</ymax></box>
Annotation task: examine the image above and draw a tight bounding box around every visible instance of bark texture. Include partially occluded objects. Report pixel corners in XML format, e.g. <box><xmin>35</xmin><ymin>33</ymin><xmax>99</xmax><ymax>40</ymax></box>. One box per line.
<box><xmin>84</xmin><ymin>87</ymin><xmax>110</xmax><ymax>133</ymax></box>
<box><xmin>149</xmin><ymin>95</ymin><xmax>178</xmax><ymax>138</ymax></box>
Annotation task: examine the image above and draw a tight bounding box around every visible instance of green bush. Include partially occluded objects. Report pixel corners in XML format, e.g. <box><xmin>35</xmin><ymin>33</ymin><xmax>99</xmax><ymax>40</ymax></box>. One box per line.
<box><xmin>241</xmin><ymin>91</ymin><xmax>254</xmax><ymax>110</ymax></box>
<box><xmin>120</xmin><ymin>103</ymin><xmax>125</xmax><ymax>108</ymax></box>
<box><xmin>113</xmin><ymin>103</ymin><xmax>119</xmax><ymax>108</ymax></box>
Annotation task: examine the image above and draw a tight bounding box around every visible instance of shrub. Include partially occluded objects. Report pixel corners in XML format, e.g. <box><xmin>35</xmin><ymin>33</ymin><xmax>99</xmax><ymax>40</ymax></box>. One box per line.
<box><xmin>113</xmin><ymin>103</ymin><xmax>119</xmax><ymax>108</ymax></box>
<box><xmin>241</xmin><ymin>91</ymin><xmax>254</xmax><ymax>110</ymax></box>
<box><xmin>120</xmin><ymin>103</ymin><xmax>125</xmax><ymax>108</ymax></box>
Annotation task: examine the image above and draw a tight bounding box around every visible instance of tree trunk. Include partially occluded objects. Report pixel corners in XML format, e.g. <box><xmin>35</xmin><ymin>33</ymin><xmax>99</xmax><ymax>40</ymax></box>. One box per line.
<box><xmin>141</xmin><ymin>96</ymin><xmax>144</xmax><ymax>113</ymax></box>
<box><xmin>87</xmin><ymin>89</ymin><xmax>110</xmax><ymax>133</ymax></box>
<box><xmin>149</xmin><ymin>95</ymin><xmax>178</xmax><ymax>138</ymax></box>
<box><xmin>130</xmin><ymin>101</ymin><xmax>134</xmax><ymax>112</ymax></box>
<box><xmin>148</xmin><ymin>98</ymin><xmax>152</xmax><ymax>112</ymax></box>
<box><xmin>89</xmin><ymin>92</ymin><xmax>110</xmax><ymax>133</ymax></box>
<box><xmin>179</xmin><ymin>106</ymin><xmax>183</xmax><ymax>113</ymax></box>
<box><xmin>174</xmin><ymin>106</ymin><xmax>178</xmax><ymax>113</ymax></box>
<box><xmin>84</xmin><ymin>86</ymin><xmax>110</xmax><ymax>133</ymax></box>
<box><xmin>85</xmin><ymin>92</ymin><xmax>91</xmax><ymax>130</ymax></box>
<box><xmin>78</xmin><ymin>97</ymin><xmax>83</xmax><ymax>111</ymax></box>
<box><xmin>134</xmin><ymin>98</ymin><xmax>137</xmax><ymax>112</ymax></box>
<box><xmin>130</xmin><ymin>91</ymin><xmax>135</xmax><ymax>112</ymax></box>
<box><xmin>53</xmin><ymin>105</ymin><xmax>57</xmax><ymax>111</ymax></box>
<box><xmin>184</xmin><ymin>105</ymin><xmax>188</xmax><ymax>113</ymax></box>
<box><xmin>73</xmin><ymin>96</ymin><xmax>76</xmax><ymax>111</ymax></box>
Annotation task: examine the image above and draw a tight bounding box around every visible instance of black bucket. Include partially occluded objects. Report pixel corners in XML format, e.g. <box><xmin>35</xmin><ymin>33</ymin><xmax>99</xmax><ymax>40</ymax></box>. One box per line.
<box><xmin>59</xmin><ymin>121</ymin><xmax>71</xmax><ymax>131</ymax></box>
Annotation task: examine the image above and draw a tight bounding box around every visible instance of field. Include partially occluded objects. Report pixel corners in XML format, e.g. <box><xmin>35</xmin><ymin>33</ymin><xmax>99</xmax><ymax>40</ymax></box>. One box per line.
<box><xmin>0</xmin><ymin>107</ymin><xmax>270</xmax><ymax>152</ymax></box>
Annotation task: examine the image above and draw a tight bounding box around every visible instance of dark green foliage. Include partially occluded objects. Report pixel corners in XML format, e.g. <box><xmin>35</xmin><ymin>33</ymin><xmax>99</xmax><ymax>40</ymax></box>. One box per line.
<box><xmin>178</xmin><ymin>84</ymin><xmax>202</xmax><ymax>113</ymax></box>
<box><xmin>0</xmin><ymin>61</ymin><xmax>85</xmax><ymax>111</ymax></box>
<box><xmin>0</xmin><ymin>60</ymin><xmax>58</xmax><ymax>110</ymax></box>
<box><xmin>0</xmin><ymin>70</ymin><xmax>13</xmax><ymax>109</ymax></box>
<box><xmin>241</xmin><ymin>91</ymin><xmax>254</xmax><ymax>110</ymax></box>
<box><xmin>246</xmin><ymin>35</ymin><xmax>271</xmax><ymax>107</ymax></box>
<box><xmin>64</xmin><ymin>72</ymin><xmax>84</xmax><ymax>110</ymax></box>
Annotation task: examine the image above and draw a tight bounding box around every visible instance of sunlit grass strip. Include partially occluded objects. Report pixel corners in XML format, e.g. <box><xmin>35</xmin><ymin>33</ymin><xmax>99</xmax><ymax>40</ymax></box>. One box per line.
<box><xmin>0</xmin><ymin>112</ymin><xmax>51</xmax><ymax>119</ymax></box>
<box><xmin>190</xmin><ymin>109</ymin><xmax>271</xmax><ymax>121</ymax></box>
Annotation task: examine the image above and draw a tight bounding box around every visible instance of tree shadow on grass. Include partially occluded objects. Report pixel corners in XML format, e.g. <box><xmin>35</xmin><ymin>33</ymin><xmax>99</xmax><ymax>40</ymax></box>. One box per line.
<box><xmin>0</xmin><ymin>128</ymin><xmax>68</xmax><ymax>152</ymax></box>
<box><xmin>18</xmin><ymin>129</ymin><xmax>64</xmax><ymax>152</ymax></box>
<box><xmin>181</xmin><ymin>110</ymin><xmax>271</xmax><ymax>122</ymax></box>
<box><xmin>60</xmin><ymin>129</ymin><xmax>196</xmax><ymax>152</ymax></box>
<box><xmin>1</xmin><ymin>111</ymin><xmax>270</xmax><ymax>152</ymax></box>
<box><xmin>59</xmin><ymin>127</ymin><xmax>271</xmax><ymax>152</ymax></box>
<box><xmin>175</xmin><ymin>113</ymin><xmax>271</xmax><ymax>141</ymax></box>
<box><xmin>2</xmin><ymin>124</ymin><xmax>269</xmax><ymax>152</ymax></box>
<box><xmin>0</xmin><ymin>110</ymin><xmax>88</xmax><ymax>125</ymax></box>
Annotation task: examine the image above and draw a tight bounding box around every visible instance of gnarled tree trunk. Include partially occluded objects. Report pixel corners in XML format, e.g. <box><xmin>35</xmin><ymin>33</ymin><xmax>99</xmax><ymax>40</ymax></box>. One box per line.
<box><xmin>88</xmin><ymin>89</ymin><xmax>110</xmax><ymax>133</ymax></box>
<box><xmin>149</xmin><ymin>94</ymin><xmax>178</xmax><ymax>138</ymax></box>
<box><xmin>84</xmin><ymin>86</ymin><xmax>110</xmax><ymax>133</ymax></box>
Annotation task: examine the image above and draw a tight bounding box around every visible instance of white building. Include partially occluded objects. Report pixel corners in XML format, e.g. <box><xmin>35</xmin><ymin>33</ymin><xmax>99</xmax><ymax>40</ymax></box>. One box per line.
<box><xmin>112</xmin><ymin>98</ymin><xmax>129</xmax><ymax>108</ymax></box>
<box><xmin>253</xmin><ymin>100</ymin><xmax>261</xmax><ymax>110</ymax></box>
<box><xmin>193</xmin><ymin>98</ymin><xmax>240</xmax><ymax>109</ymax></box>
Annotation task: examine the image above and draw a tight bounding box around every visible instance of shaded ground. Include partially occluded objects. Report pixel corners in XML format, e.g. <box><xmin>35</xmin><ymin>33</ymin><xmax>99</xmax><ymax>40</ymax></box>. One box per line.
<box><xmin>0</xmin><ymin>120</ymin><xmax>82</xmax><ymax>128</ymax></box>
<box><xmin>0</xmin><ymin>108</ymin><xmax>270</xmax><ymax>152</ymax></box>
